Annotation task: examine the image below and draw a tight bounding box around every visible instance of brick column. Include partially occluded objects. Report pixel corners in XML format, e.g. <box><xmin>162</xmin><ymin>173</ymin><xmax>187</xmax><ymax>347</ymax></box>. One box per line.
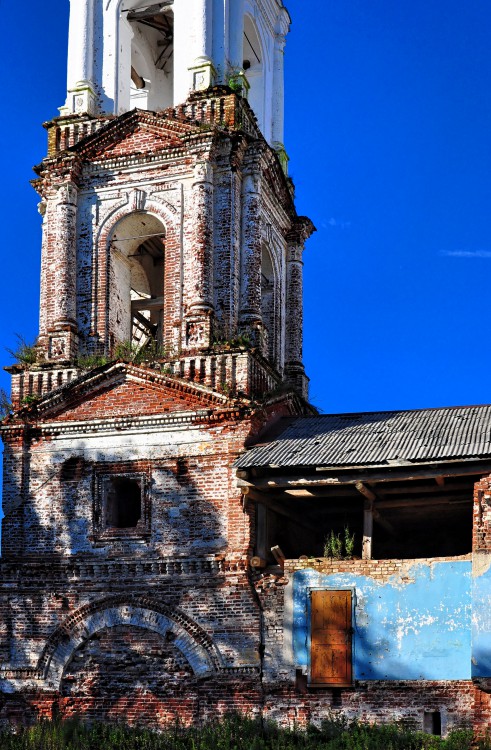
<box><xmin>228</xmin><ymin>0</ymin><xmax>245</xmax><ymax>71</ymax></box>
<box><xmin>271</xmin><ymin>30</ymin><xmax>287</xmax><ymax>150</ymax></box>
<box><xmin>473</xmin><ymin>476</ymin><xmax>491</xmax><ymax>552</ymax></box>
<box><xmin>60</xmin><ymin>0</ymin><xmax>97</xmax><ymax>115</ymax></box>
<box><xmin>38</xmin><ymin>201</ymin><xmax>49</xmax><ymax>343</ymax></box>
<box><xmin>239</xmin><ymin>168</ymin><xmax>264</xmax><ymax>350</ymax></box>
<box><xmin>284</xmin><ymin>218</ymin><xmax>315</xmax><ymax>399</ymax></box>
<box><xmin>213</xmin><ymin>137</ymin><xmax>247</xmax><ymax>339</ymax></box>
<box><xmin>184</xmin><ymin>160</ymin><xmax>215</xmax><ymax>351</ymax></box>
<box><xmin>49</xmin><ymin>181</ymin><xmax>79</xmax><ymax>361</ymax></box>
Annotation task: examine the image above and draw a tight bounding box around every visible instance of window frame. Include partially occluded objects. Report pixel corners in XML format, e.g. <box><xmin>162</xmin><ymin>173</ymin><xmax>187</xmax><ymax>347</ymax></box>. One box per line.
<box><xmin>93</xmin><ymin>468</ymin><xmax>151</xmax><ymax>544</ymax></box>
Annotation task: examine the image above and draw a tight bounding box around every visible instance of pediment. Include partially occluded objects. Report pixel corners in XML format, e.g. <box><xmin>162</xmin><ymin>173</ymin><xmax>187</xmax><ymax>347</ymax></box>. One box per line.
<box><xmin>74</xmin><ymin>110</ymin><xmax>197</xmax><ymax>161</ymax></box>
<box><xmin>29</xmin><ymin>363</ymin><xmax>231</xmax><ymax>423</ymax></box>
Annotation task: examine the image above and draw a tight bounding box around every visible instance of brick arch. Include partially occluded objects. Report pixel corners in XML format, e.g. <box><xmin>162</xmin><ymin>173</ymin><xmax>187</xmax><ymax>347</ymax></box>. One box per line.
<box><xmin>38</xmin><ymin>596</ymin><xmax>222</xmax><ymax>690</ymax></box>
<box><xmin>93</xmin><ymin>196</ymin><xmax>180</xmax><ymax>352</ymax></box>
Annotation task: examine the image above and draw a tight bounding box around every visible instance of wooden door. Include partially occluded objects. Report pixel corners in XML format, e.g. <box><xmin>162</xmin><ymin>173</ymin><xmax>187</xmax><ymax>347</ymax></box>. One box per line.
<box><xmin>310</xmin><ymin>589</ymin><xmax>352</xmax><ymax>686</ymax></box>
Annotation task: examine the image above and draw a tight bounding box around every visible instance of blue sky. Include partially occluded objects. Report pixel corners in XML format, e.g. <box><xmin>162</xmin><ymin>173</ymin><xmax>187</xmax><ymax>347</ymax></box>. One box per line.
<box><xmin>1</xmin><ymin>0</ymin><xmax>491</xmax><ymax>415</ymax></box>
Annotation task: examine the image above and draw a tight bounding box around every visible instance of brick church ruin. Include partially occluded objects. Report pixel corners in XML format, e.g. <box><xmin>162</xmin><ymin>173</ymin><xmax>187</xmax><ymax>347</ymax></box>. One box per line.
<box><xmin>2</xmin><ymin>0</ymin><xmax>491</xmax><ymax>737</ymax></box>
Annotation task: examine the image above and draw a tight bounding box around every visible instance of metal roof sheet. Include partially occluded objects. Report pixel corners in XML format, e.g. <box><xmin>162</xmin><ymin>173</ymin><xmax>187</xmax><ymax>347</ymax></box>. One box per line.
<box><xmin>235</xmin><ymin>404</ymin><xmax>491</xmax><ymax>469</ymax></box>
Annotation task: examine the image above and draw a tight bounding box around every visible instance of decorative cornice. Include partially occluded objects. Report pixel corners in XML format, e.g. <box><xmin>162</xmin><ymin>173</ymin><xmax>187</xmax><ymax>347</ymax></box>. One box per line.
<box><xmin>286</xmin><ymin>216</ymin><xmax>317</xmax><ymax>245</ymax></box>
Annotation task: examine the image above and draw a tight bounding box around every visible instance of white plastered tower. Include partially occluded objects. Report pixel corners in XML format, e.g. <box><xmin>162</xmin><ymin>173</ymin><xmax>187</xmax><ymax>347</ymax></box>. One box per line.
<box><xmin>61</xmin><ymin>0</ymin><xmax>290</xmax><ymax>152</ymax></box>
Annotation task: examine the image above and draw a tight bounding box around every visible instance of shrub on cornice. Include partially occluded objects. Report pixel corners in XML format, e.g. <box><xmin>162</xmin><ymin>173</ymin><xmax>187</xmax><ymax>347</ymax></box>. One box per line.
<box><xmin>6</xmin><ymin>334</ymin><xmax>38</xmax><ymax>366</ymax></box>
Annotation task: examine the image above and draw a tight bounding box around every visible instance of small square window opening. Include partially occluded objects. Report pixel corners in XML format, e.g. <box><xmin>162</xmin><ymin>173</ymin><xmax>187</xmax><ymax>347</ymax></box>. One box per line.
<box><xmin>93</xmin><ymin>469</ymin><xmax>150</xmax><ymax>543</ymax></box>
<box><xmin>104</xmin><ymin>476</ymin><xmax>142</xmax><ymax>529</ymax></box>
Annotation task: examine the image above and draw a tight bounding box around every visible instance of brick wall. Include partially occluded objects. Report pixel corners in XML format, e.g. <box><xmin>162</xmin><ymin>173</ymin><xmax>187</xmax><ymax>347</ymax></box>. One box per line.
<box><xmin>255</xmin><ymin>556</ymin><xmax>487</xmax><ymax>736</ymax></box>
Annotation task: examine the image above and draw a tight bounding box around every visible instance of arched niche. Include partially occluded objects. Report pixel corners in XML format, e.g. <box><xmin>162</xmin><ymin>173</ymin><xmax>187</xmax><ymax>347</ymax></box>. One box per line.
<box><xmin>109</xmin><ymin>213</ymin><xmax>167</xmax><ymax>351</ymax></box>
<box><xmin>261</xmin><ymin>245</ymin><xmax>277</xmax><ymax>364</ymax></box>
<box><xmin>243</xmin><ymin>15</ymin><xmax>265</xmax><ymax>133</ymax></box>
<box><xmin>39</xmin><ymin>599</ymin><xmax>220</xmax><ymax>690</ymax></box>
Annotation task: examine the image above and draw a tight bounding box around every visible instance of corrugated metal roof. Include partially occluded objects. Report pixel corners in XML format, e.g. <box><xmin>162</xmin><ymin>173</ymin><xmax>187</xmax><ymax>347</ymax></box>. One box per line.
<box><xmin>235</xmin><ymin>404</ymin><xmax>491</xmax><ymax>469</ymax></box>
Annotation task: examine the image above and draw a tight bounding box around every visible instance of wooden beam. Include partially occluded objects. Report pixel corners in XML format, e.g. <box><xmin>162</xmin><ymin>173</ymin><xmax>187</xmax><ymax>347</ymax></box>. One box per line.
<box><xmin>356</xmin><ymin>482</ymin><xmax>396</xmax><ymax>537</ymax></box>
<box><xmin>132</xmin><ymin>310</ymin><xmax>156</xmax><ymax>333</ymax></box>
<box><xmin>131</xmin><ymin>296</ymin><xmax>165</xmax><ymax>311</ymax></box>
<box><xmin>244</xmin><ymin>488</ymin><xmax>320</xmax><ymax>534</ymax></box>
<box><xmin>127</xmin><ymin>2</ymin><xmax>173</xmax><ymax>21</ymax></box>
<box><xmin>355</xmin><ymin>482</ymin><xmax>377</xmax><ymax>502</ymax></box>
<box><xmin>283</xmin><ymin>490</ymin><xmax>360</xmax><ymax>502</ymax></box>
<box><xmin>377</xmin><ymin>483</ymin><xmax>471</xmax><ymax>496</ymax></box>
<box><xmin>131</xmin><ymin>67</ymin><xmax>145</xmax><ymax>89</ymax></box>
<box><xmin>238</xmin><ymin>462</ymin><xmax>491</xmax><ymax>489</ymax></box>
<box><xmin>375</xmin><ymin>496</ymin><xmax>470</xmax><ymax>510</ymax></box>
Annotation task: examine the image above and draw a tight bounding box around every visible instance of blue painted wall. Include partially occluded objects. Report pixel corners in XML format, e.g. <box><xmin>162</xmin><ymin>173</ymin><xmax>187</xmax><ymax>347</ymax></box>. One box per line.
<box><xmin>293</xmin><ymin>561</ymin><xmax>471</xmax><ymax>681</ymax></box>
<box><xmin>472</xmin><ymin>559</ymin><xmax>491</xmax><ymax>678</ymax></box>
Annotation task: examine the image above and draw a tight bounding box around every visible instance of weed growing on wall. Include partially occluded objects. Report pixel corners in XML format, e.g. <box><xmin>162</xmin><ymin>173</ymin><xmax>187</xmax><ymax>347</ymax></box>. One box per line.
<box><xmin>0</xmin><ymin>716</ymin><xmax>484</xmax><ymax>750</ymax></box>
<box><xmin>324</xmin><ymin>526</ymin><xmax>356</xmax><ymax>559</ymax></box>
<box><xmin>0</xmin><ymin>388</ymin><xmax>13</xmax><ymax>418</ymax></box>
<box><xmin>112</xmin><ymin>339</ymin><xmax>169</xmax><ymax>365</ymax></box>
<box><xmin>6</xmin><ymin>334</ymin><xmax>38</xmax><ymax>366</ymax></box>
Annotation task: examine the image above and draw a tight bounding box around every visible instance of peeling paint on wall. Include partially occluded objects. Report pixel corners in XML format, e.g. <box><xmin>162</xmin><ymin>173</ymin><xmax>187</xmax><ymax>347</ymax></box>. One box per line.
<box><xmin>293</xmin><ymin>561</ymin><xmax>471</xmax><ymax>680</ymax></box>
<box><xmin>472</xmin><ymin>557</ymin><xmax>491</xmax><ymax>678</ymax></box>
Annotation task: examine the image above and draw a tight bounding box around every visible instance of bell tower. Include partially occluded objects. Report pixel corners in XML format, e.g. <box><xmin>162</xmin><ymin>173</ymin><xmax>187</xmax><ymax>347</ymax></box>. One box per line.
<box><xmin>61</xmin><ymin>0</ymin><xmax>290</xmax><ymax>153</ymax></box>
<box><xmin>8</xmin><ymin>0</ymin><xmax>314</xmax><ymax>410</ymax></box>
<box><xmin>0</xmin><ymin>0</ymin><xmax>315</xmax><ymax>726</ymax></box>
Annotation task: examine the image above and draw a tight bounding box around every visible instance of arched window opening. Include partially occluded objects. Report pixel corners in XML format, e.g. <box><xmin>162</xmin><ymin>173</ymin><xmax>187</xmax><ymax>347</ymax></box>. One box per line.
<box><xmin>110</xmin><ymin>213</ymin><xmax>166</xmax><ymax>352</ymax></box>
<box><xmin>261</xmin><ymin>246</ymin><xmax>276</xmax><ymax>363</ymax></box>
<box><xmin>243</xmin><ymin>15</ymin><xmax>265</xmax><ymax>131</ymax></box>
<box><xmin>127</xmin><ymin>5</ymin><xmax>174</xmax><ymax>111</ymax></box>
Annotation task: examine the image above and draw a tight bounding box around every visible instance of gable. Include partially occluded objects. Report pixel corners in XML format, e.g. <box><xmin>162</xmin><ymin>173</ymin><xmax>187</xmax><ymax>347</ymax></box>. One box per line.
<box><xmin>47</xmin><ymin>378</ymin><xmax>206</xmax><ymax>422</ymax></box>
<box><xmin>30</xmin><ymin>364</ymin><xmax>231</xmax><ymax>424</ymax></box>
<box><xmin>74</xmin><ymin>111</ymin><xmax>197</xmax><ymax>161</ymax></box>
<box><xmin>88</xmin><ymin>122</ymin><xmax>182</xmax><ymax>159</ymax></box>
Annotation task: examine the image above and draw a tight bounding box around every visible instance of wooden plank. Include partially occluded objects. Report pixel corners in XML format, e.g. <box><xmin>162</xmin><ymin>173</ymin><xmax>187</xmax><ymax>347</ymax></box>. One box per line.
<box><xmin>241</xmin><ymin>462</ymin><xmax>491</xmax><ymax>489</ymax></box>
<box><xmin>375</xmin><ymin>496</ymin><xmax>470</xmax><ymax>509</ymax></box>
<box><xmin>132</xmin><ymin>310</ymin><xmax>156</xmax><ymax>332</ymax></box>
<box><xmin>131</xmin><ymin>296</ymin><xmax>165</xmax><ymax>311</ymax></box>
<box><xmin>311</xmin><ymin>590</ymin><xmax>352</xmax><ymax>686</ymax></box>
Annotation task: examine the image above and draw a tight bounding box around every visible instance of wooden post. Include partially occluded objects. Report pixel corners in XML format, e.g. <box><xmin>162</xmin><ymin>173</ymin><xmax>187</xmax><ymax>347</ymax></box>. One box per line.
<box><xmin>362</xmin><ymin>499</ymin><xmax>374</xmax><ymax>560</ymax></box>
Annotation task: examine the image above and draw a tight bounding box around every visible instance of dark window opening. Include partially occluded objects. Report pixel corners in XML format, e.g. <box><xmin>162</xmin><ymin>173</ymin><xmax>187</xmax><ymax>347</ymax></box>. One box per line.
<box><xmin>331</xmin><ymin>689</ymin><xmax>343</xmax><ymax>708</ymax></box>
<box><xmin>105</xmin><ymin>477</ymin><xmax>142</xmax><ymax>529</ymax></box>
<box><xmin>255</xmin><ymin>500</ymin><xmax>363</xmax><ymax>564</ymax></box>
<box><xmin>254</xmin><ymin>473</ymin><xmax>477</xmax><ymax>562</ymax></box>
<box><xmin>128</xmin><ymin>5</ymin><xmax>174</xmax><ymax>111</ymax></box>
<box><xmin>423</xmin><ymin>711</ymin><xmax>442</xmax><ymax>736</ymax></box>
<box><xmin>110</xmin><ymin>213</ymin><xmax>166</xmax><ymax>353</ymax></box>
